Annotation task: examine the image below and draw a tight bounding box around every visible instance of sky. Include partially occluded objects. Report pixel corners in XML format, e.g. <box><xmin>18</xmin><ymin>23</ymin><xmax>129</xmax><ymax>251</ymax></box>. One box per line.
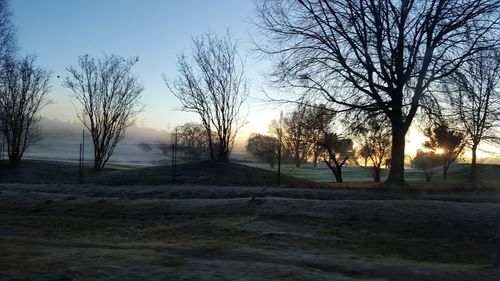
<box><xmin>11</xmin><ymin>0</ymin><xmax>277</xmax><ymax>136</ymax></box>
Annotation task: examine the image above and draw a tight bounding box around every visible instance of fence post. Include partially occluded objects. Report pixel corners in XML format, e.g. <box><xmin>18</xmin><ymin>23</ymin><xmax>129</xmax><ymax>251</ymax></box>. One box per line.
<box><xmin>277</xmin><ymin>110</ymin><xmax>283</xmax><ymax>186</ymax></box>
<box><xmin>82</xmin><ymin>130</ymin><xmax>85</xmax><ymax>184</ymax></box>
<box><xmin>1</xmin><ymin>133</ymin><xmax>5</xmax><ymax>161</ymax></box>
<box><xmin>171</xmin><ymin>129</ymin><xmax>178</xmax><ymax>183</ymax></box>
<box><xmin>79</xmin><ymin>143</ymin><xmax>83</xmax><ymax>184</ymax></box>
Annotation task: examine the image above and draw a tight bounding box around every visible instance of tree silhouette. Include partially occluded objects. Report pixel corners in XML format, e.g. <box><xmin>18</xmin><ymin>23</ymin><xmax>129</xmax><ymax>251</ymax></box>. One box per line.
<box><xmin>318</xmin><ymin>132</ymin><xmax>354</xmax><ymax>183</ymax></box>
<box><xmin>423</xmin><ymin>121</ymin><xmax>466</xmax><ymax>180</ymax></box>
<box><xmin>255</xmin><ymin>0</ymin><xmax>500</xmax><ymax>186</ymax></box>
<box><xmin>412</xmin><ymin>150</ymin><xmax>441</xmax><ymax>182</ymax></box>
<box><xmin>359</xmin><ymin>145</ymin><xmax>371</xmax><ymax>168</ymax></box>
<box><xmin>64</xmin><ymin>54</ymin><xmax>144</xmax><ymax>170</ymax></box>
<box><xmin>175</xmin><ymin>122</ymin><xmax>210</xmax><ymax>160</ymax></box>
<box><xmin>0</xmin><ymin>56</ymin><xmax>51</xmax><ymax>166</ymax></box>
<box><xmin>246</xmin><ymin>133</ymin><xmax>279</xmax><ymax>168</ymax></box>
<box><xmin>443</xmin><ymin>47</ymin><xmax>500</xmax><ymax>183</ymax></box>
<box><xmin>353</xmin><ymin>118</ymin><xmax>392</xmax><ymax>182</ymax></box>
<box><xmin>281</xmin><ymin>104</ymin><xmax>311</xmax><ymax>167</ymax></box>
<box><xmin>303</xmin><ymin>104</ymin><xmax>335</xmax><ymax>167</ymax></box>
<box><xmin>167</xmin><ymin>32</ymin><xmax>248</xmax><ymax>162</ymax></box>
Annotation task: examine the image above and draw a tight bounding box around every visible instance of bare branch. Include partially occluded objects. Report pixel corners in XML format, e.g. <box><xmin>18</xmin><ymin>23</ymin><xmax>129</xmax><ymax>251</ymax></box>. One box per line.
<box><xmin>166</xmin><ymin>31</ymin><xmax>248</xmax><ymax>161</ymax></box>
<box><xmin>0</xmin><ymin>55</ymin><xmax>51</xmax><ymax>166</ymax></box>
<box><xmin>64</xmin><ymin>54</ymin><xmax>144</xmax><ymax>170</ymax></box>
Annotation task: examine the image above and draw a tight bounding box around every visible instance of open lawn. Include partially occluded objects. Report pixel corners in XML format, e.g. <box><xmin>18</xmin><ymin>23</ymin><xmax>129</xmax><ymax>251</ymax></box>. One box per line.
<box><xmin>1</xmin><ymin>160</ymin><xmax>500</xmax><ymax>280</ymax></box>
<box><xmin>248</xmin><ymin>161</ymin><xmax>500</xmax><ymax>189</ymax></box>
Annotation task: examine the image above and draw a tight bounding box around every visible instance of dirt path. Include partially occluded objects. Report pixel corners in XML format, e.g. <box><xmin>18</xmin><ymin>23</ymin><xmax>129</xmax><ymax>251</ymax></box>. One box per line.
<box><xmin>1</xmin><ymin>183</ymin><xmax>500</xmax><ymax>280</ymax></box>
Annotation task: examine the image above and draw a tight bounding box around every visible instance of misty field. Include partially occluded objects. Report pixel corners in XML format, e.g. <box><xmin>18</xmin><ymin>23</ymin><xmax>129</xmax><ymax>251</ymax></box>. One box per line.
<box><xmin>1</xmin><ymin>161</ymin><xmax>500</xmax><ymax>280</ymax></box>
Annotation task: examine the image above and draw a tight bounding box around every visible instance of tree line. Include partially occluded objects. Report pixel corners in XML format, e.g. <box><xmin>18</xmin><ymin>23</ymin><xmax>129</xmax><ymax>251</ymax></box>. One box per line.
<box><xmin>1</xmin><ymin>0</ymin><xmax>500</xmax><ymax>188</ymax></box>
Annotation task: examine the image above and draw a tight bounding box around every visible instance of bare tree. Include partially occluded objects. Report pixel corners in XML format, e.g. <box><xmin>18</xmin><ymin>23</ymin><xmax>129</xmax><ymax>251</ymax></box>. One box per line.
<box><xmin>175</xmin><ymin>122</ymin><xmax>210</xmax><ymax>160</ymax></box>
<box><xmin>255</xmin><ymin>0</ymin><xmax>500</xmax><ymax>186</ymax></box>
<box><xmin>167</xmin><ymin>32</ymin><xmax>248</xmax><ymax>162</ymax></box>
<box><xmin>0</xmin><ymin>0</ymin><xmax>16</xmax><ymax>62</ymax></box>
<box><xmin>281</xmin><ymin>103</ymin><xmax>311</xmax><ymax>167</ymax></box>
<box><xmin>303</xmin><ymin>104</ymin><xmax>335</xmax><ymax>166</ymax></box>
<box><xmin>0</xmin><ymin>56</ymin><xmax>51</xmax><ymax>166</ymax></box>
<box><xmin>0</xmin><ymin>0</ymin><xmax>17</xmax><ymax>149</ymax></box>
<box><xmin>443</xmin><ymin>47</ymin><xmax>500</xmax><ymax>183</ymax></box>
<box><xmin>64</xmin><ymin>54</ymin><xmax>144</xmax><ymax>170</ymax></box>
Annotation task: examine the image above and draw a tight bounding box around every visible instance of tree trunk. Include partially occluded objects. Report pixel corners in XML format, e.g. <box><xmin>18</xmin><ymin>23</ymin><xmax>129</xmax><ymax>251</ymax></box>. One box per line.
<box><xmin>335</xmin><ymin>164</ymin><xmax>343</xmax><ymax>183</ymax></box>
<box><xmin>94</xmin><ymin>159</ymin><xmax>101</xmax><ymax>170</ymax></box>
<box><xmin>93</xmin><ymin>145</ymin><xmax>105</xmax><ymax>171</ymax></box>
<box><xmin>208</xmin><ymin>134</ymin><xmax>214</xmax><ymax>161</ymax></box>
<box><xmin>94</xmin><ymin>156</ymin><xmax>103</xmax><ymax>171</ymax></box>
<box><xmin>7</xmin><ymin>139</ymin><xmax>21</xmax><ymax>167</ymax></box>
<box><xmin>425</xmin><ymin>173</ymin><xmax>431</xmax><ymax>182</ymax></box>
<box><xmin>8</xmin><ymin>156</ymin><xmax>20</xmax><ymax>167</ymax></box>
<box><xmin>217</xmin><ymin>139</ymin><xmax>229</xmax><ymax>162</ymax></box>
<box><xmin>443</xmin><ymin>164</ymin><xmax>449</xmax><ymax>180</ymax></box>
<box><xmin>324</xmin><ymin>158</ymin><xmax>343</xmax><ymax>183</ymax></box>
<box><xmin>470</xmin><ymin>142</ymin><xmax>478</xmax><ymax>184</ymax></box>
<box><xmin>294</xmin><ymin>147</ymin><xmax>300</xmax><ymax>167</ymax></box>
<box><xmin>385</xmin><ymin>126</ymin><xmax>406</xmax><ymax>187</ymax></box>
<box><xmin>372</xmin><ymin>166</ymin><xmax>381</xmax><ymax>182</ymax></box>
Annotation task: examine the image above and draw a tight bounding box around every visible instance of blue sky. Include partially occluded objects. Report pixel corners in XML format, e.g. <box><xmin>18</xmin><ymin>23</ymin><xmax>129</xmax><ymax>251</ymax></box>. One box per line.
<box><xmin>11</xmin><ymin>0</ymin><xmax>276</xmax><ymax>134</ymax></box>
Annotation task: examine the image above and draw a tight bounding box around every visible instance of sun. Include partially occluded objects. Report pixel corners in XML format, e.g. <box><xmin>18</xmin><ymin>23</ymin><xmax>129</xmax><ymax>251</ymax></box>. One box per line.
<box><xmin>435</xmin><ymin>148</ymin><xmax>445</xmax><ymax>155</ymax></box>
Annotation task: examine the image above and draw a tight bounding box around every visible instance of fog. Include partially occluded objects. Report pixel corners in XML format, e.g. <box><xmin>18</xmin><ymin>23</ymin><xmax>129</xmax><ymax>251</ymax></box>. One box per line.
<box><xmin>15</xmin><ymin>118</ymin><xmax>170</xmax><ymax>166</ymax></box>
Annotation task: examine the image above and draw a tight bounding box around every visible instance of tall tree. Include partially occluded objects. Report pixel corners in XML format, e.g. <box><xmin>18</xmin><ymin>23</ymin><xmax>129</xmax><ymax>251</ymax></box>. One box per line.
<box><xmin>255</xmin><ymin>0</ymin><xmax>500</xmax><ymax>186</ymax></box>
<box><xmin>0</xmin><ymin>56</ymin><xmax>51</xmax><ymax>166</ymax></box>
<box><xmin>167</xmin><ymin>32</ymin><xmax>248</xmax><ymax>162</ymax></box>
<box><xmin>423</xmin><ymin>120</ymin><xmax>466</xmax><ymax>180</ymax></box>
<box><xmin>0</xmin><ymin>0</ymin><xmax>17</xmax><ymax>150</ymax></box>
<box><xmin>64</xmin><ymin>54</ymin><xmax>144</xmax><ymax>170</ymax></box>
<box><xmin>443</xmin><ymin>47</ymin><xmax>500</xmax><ymax>183</ymax></box>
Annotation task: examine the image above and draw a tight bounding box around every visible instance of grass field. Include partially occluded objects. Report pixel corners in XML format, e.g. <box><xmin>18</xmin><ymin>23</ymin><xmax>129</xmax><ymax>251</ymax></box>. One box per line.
<box><xmin>2</xmin><ymin>160</ymin><xmax>500</xmax><ymax>280</ymax></box>
<box><xmin>247</xmin><ymin>161</ymin><xmax>500</xmax><ymax>188</ymax></box>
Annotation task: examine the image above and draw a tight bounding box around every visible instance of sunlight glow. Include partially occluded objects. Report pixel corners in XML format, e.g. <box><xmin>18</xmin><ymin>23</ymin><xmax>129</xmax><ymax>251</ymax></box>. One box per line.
<box><xmin>405</xmin><ymin>127</ymin><xmax>426</xmax><ymax>156</ymax></box>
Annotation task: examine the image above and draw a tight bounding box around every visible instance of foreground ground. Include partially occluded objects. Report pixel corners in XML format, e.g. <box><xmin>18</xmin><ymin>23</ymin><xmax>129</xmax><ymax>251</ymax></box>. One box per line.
<box><xmin>1</xmin><ymin>183</ymin><xmax>500</xmax><ymax>280</ymax></box>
